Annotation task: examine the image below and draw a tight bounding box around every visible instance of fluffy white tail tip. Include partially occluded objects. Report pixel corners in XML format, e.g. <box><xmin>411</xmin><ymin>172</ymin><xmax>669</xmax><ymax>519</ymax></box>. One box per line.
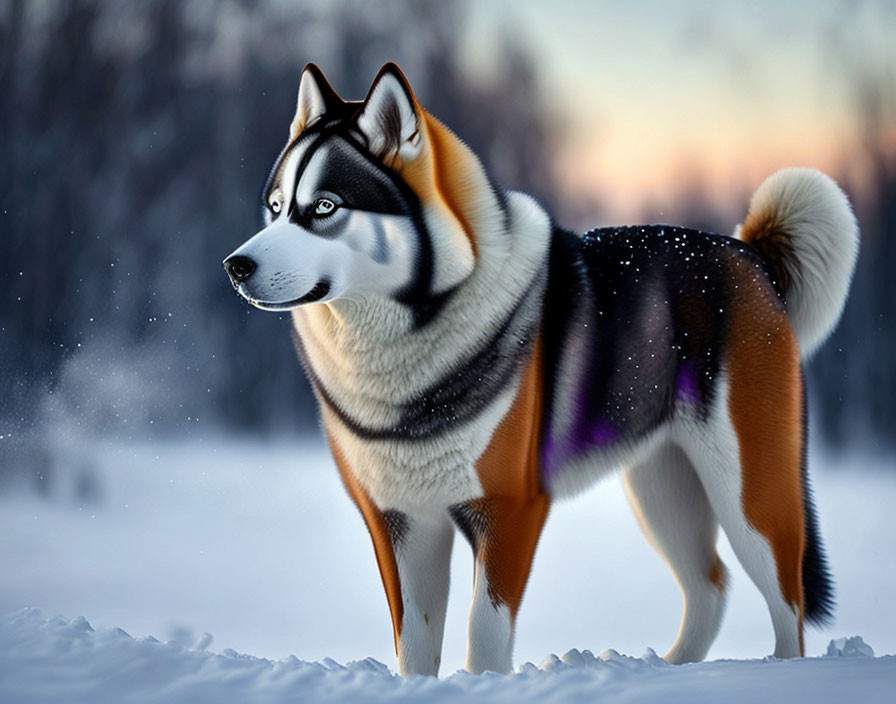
<box><xmin>735</xmin><ymin>167</ymin><xmax>859</xmax><ymax>358</ymax></box>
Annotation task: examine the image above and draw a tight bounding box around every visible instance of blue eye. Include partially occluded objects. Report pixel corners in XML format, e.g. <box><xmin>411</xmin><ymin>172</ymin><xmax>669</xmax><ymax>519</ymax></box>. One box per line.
<box><xmin>313</xmin><ymin>197</ymin><xmax>337</xmax><ymax>216</ymax></box>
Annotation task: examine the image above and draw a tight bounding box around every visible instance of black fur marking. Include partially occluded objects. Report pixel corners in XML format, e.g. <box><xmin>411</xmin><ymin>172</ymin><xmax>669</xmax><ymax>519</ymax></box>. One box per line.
<box><xmin>304</xmin><ymin>139</ymin><xmax>406</xmax><ymax>218</ymax></box>
<box><xmin>295</xmin><ymin>275</ymin><xmax>540</xmax><ymax>442</ymax></box>
<box><xmin>484</xmin><ymin>171</ymin><xmax>511</xmax><ymax>232</ymax></box>
<box><xmin>398</xmin><ymin>285</ymin><xmax>456</xmax><ymax>329</ymax></box>
<box><xmin>332</xmin><ymin>129</ymin><xmax>451</xmax><ymax>327</ymax></box>
<box><xmin>660</xmin><ymin>229</ymin><xmax>732</xmax><ymax>421</ymax></box>
<box><xmin>337</xmin><ymin>131</ymin><xmax>450</xmax><ymax>328</ymax></box>
<box><xmin>382</xmin><ymin>509</ymin><xmax>409</xmax><ymax>552</ymax></box>
<box><xmin>286</xmin><ymin>132</ymin><xmax>331</xmax><ymax>227</ymax></box>
<box><xmin>371</xmin><ymin>218</ymin><xmax>389</xmax><ymax>263</ymax></box>
<box><xmin>539</xmin><ymin>226</ymin><xmax>589</xmax><ymax>459</ymax></box>
<box><xmin>448</xmin><ymin>501</ymin><xmax>490</xmax><ymax>555</ymax></box>
<box><xmin>799</xmin><ymin>367</ymin><xmax>836</xmax><ymax>626</ymax></box>
<box><xmin>578</xmin><ymin>227</ymin><xmax>714</xmax><ymax>439</ymax></box>
<box><xmin>260</xmin><ymin>138</ymin><xmax>301</xmax><ymax>226</ymax></box>
<box><xmin>390</xmin><ymin>316</ymin><xmax>538</xmax><ymax>439</ymax></box>
<box><xmin>285</xmin><ymin>136</ymin><xmax>405</xmax><ymax>234</ymax></box>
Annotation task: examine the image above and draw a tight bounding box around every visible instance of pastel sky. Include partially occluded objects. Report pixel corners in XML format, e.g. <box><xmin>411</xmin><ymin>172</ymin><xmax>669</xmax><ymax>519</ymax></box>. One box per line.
<box><xmin>464</xmin><ymin>0</ymin><xmax>893</xmax><ymax>220</ymax></box>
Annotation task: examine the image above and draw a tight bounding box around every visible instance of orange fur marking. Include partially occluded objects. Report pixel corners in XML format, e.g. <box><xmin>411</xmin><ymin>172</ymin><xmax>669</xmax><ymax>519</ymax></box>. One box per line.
<box><xmin>709</xmin><ymin>554</ymin><xmax>727</xmax><ymax>594</ymax></box>
<box><xmin>391</xmin><ymin>110</ymin><xmax>480</xmax><ymax>258</ymax></box>
<box><xmin>474</xmin><ymin>339</ymin><xmax>549</xmax><ymax>616</ymax></box>
<box><xmin>421</xmin><ymin>114</ymin><xmax>478</xmax><ymax>255</ymax></box>
<box><xmin>726</xmin><ymin>289</ymin><xmax>805</xmax><ymax>652</ymax></box>
<box><xmin>326</xmin><ymin>433</ymin><xmax>404</xmax><ymax>654</ymax></box>
<box><xmin>737</xmin><ymin>208</ymin><xmax>795</xmax><ymax>295</ymax></box>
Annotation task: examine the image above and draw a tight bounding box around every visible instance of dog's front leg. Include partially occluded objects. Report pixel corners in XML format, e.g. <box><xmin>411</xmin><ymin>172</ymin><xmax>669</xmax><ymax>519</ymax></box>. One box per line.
<box><xmin>331</xmin><ymin>443</ymin><xmax>455</xmax><ymax>676</ymax></box>
<box><xmin>389</xmin><ymin>510</ymin><xmax>455</xmax><ymax>676</ymax></box>
<box><xmin>340</xmin><ymin>495</ymin><xmax>454</xmax><ymax>676</ymax></box>
<box><xmin>452</xmin><ymin>495</ymin><xmax>549</xmax><ymax>674</ymax></box>
<box><xmin>354</xmin><ymin>503</ymin><xmax>453</xmax><ymax>676</ymax></box>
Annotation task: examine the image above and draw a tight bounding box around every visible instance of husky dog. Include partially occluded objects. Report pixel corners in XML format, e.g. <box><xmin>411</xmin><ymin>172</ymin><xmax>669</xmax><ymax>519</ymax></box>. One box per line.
<box><xmin>223</xmin><ymin>63</ymin><xmax>858</xmax><ymax>676</ymax></box>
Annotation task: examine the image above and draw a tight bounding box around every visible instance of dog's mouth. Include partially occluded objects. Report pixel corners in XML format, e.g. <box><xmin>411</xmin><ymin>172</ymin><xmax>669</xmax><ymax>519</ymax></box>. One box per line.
<box><xmin>238</xmin><ymin>280</ymin><xmax>332</xmax><ymax>311</ymax></box>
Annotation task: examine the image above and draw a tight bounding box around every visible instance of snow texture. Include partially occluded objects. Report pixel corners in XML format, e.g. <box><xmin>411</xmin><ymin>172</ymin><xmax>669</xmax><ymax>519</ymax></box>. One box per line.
<box><xmin>1</xmin><ymin>438</ymin><xmax>895</xmax><ymax>701</ymax></box>
<box><xmin>1</xmin><ymin>609</ymin><xmax>893</xmax><ymax>704</ymax></box>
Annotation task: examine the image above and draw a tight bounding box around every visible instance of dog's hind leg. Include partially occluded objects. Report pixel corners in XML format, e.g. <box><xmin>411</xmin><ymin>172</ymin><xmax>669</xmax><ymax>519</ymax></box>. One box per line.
<box><xmin>623</xmin><ymin>442</ymin><xmax>729</xmax><ymax>664</ymax></box>
<box><xmin>680</xmin><ymin>364</ymin><xmax>806</xmax><ymax>659</ymax></box>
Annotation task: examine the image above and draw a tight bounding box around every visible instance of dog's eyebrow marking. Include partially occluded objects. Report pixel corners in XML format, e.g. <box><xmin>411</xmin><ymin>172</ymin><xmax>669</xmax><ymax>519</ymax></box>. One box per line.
<box><xmin>263</xmin><ymin>133</ymin><xmax>314</xmax><ymax>211</ymax></box>
<box><xmin>294</xmin><ymin>144</ymin><xmax>329</xmax><ymax>208</ymax></box>
<box><xmin>295</xmin><ymin>138</ymin><xmax>406</xmax><ymax>216</ymax></box>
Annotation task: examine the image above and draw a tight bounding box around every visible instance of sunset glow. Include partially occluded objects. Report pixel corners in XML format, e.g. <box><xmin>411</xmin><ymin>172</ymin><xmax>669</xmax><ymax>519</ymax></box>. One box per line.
<box><xmin>465</xmin><ymin>0</ymin><xmax>892</xmax><ymax>221</ymax></box>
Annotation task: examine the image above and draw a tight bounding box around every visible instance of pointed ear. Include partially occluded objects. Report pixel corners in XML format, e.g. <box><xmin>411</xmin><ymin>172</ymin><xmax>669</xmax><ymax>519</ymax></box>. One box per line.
<box><xmin>355</xmin><ymin>63</ymin><xmax>423</xmax><ymax>163</ymax></box>
<box><xmin>289</xmin><ymin>64</ymin><xmax>342</xmax><ymax>139</ymax></box>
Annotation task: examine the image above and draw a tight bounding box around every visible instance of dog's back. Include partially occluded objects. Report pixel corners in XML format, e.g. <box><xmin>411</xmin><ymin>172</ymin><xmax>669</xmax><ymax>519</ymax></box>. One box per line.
<box><xmin>541</xmin><ymin>224</ymin><xmax>780</xmax><ymax>481</ymax></box>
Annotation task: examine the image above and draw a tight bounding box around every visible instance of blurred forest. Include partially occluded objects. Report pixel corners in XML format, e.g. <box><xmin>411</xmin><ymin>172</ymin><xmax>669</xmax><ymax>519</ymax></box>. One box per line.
<box><xmin>1</xmin><ymin>0</ymin><xmax>893</xmax><ymax>477</ymax></box>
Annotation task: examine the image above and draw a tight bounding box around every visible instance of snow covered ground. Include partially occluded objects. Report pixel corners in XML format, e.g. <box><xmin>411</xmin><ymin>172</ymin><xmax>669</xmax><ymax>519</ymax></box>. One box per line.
<box><xmin>2</xmin><ymin>609</ymin><xmax>893</xmax><ymax>703</ymax></box>
<box><xmin>1</xmin><ymin>436</ymin><xmax>895</xmax><ymax>701</ymax></box>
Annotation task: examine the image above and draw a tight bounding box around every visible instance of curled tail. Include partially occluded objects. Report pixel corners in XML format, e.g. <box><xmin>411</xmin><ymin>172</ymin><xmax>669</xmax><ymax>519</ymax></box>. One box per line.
<box><xmin>735</xmin><ymin>168</ymin><xmax>859</xmax><ymax>358</ymax></box>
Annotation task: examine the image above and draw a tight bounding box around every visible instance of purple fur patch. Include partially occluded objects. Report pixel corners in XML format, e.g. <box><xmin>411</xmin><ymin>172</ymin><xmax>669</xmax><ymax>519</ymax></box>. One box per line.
<box><xmin>542</xmin><ymin>416</ymin><xmax>619</xmax><ymax>478</ymax></box>
<box><xmin>589</xmin><ymin>417</ymin><xmax>618</xmax><ymax>445</ymax></box>
<box><xmin>542</xmin><ymin>374</ymin><xmax>622</xmax><ymax>477</ymax></box>
<box><xmin>540</xmin><ymin>436</ymin><xmax>559</xmax><ymax>476</ymax></box>
<box><xmin>675</xmin><ymin>360</ymin><xmax>699</xmax><ymax>402</ymax></box>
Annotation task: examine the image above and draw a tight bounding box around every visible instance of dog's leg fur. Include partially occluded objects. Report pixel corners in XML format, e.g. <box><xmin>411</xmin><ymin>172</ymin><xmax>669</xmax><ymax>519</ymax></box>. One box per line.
<box><xmin>331</xmin><ymin>436</ymin><xmax>455</xmax><ymax>676</ymax></box>
<box><xmin>392</xmin><ymin>511</ymin><xmax>455</xmax><ymax>676</ymax></box>
<box><xmin>679</xmin><ymin>374</ymin><xmax>805</xmax><ymax>659</ymax></box>
<box><xmin>623</xmin><ymin>442</ymin><xmax>729</xmax><ymax>663</ymax></box>
<box><xmin>330</xmin><ymin>441</ymin><xmax>404</xmax><ymax>654</ymax></box>
<box><xmin>451</xmin><ymin>341</ymin><xmax>548</xmax><ymax>674</ymax></box>
<box><xmin>453</xmin><ymin>495</ymin><xmax>549</xmax><ymax>674</ymax></box>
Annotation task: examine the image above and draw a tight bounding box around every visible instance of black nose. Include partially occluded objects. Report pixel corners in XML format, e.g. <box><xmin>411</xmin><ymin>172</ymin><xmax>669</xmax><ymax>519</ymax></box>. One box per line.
<box><xmin>224</xmin><ymin>255</ymin><xmax>256</xmax><ymax>282</ymax></box>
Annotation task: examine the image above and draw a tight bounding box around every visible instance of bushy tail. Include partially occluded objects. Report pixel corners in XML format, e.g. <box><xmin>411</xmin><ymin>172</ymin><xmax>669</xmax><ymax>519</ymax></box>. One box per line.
<box><xmin>737</xmin><ymin>169</ymin><xmax>851</xmax><ymax>626</ymax></box>
<box><xmin>735</xmin><ymin>168</ymin><xmax>859</xmax><ymax>358</ymax></box>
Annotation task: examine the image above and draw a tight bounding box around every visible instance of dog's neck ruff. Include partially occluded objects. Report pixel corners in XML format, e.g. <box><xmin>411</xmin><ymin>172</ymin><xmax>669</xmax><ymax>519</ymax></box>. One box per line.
<box><xmin>292</xmin><ymin>191</ymin><xmax>551</xmax><ymax>437</ymax></box>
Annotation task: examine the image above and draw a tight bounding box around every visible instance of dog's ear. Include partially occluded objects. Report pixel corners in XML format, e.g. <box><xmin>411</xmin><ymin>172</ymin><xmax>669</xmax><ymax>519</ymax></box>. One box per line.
<box><xmin>290</xmin><ymin>64</ymin><xmax>342</xmax><ymax>139</ymax></box>
<box><xmin>354</xmin><ymin>63</ymin><xmax>423</xmax><ymax>164</ymax></box>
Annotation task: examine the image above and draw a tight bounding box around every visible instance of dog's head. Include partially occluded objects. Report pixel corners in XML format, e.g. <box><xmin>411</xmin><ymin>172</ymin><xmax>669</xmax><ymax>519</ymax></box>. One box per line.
<box><xmin>224</xmin><ymin>63</ymin><xmax>485</xmax><ymax>319</ymax></box>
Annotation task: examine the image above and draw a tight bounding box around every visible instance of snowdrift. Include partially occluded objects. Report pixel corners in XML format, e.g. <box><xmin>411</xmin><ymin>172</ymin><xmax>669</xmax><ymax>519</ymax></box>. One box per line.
<box><xmin>2</xmin><ymin>609</ymin><xmax>893</xmax><ymax>704</ymax></box>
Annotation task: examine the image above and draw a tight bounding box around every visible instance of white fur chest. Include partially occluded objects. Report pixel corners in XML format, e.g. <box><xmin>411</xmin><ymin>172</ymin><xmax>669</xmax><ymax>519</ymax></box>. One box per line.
<box><xmin>319</xmin><ymin>379</ymin><xmax>519</xmax><ymax>510</ymax></box>
<box><xmin>292</xmin><ymin>191</ymin><xmax>552</xmax><ymax>511</ymax></box>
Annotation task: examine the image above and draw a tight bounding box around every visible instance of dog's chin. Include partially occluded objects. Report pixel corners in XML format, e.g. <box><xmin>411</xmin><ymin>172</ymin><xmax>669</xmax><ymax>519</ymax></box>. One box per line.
<box><xmin>237</xmin><ymin>280</ymin><xmax>332</xmax><ymax>311</ymax></box>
